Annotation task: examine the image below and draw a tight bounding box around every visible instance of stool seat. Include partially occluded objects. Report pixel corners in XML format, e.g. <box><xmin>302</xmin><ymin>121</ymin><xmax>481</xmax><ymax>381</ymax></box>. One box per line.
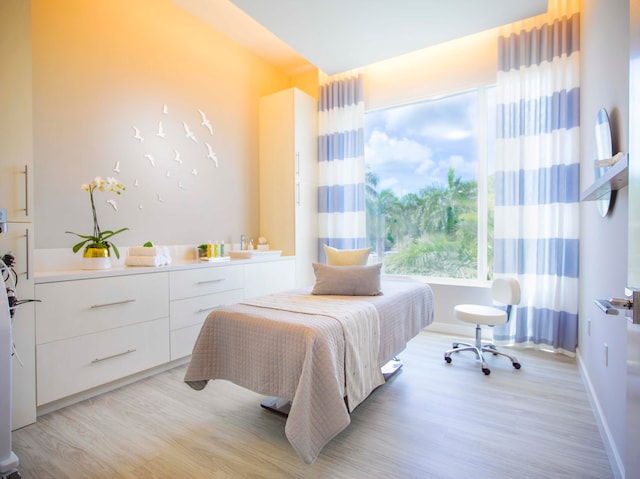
<box><xmin>445</xmin><ymin>277</ymin><xmax>521</xmax><ymax>375</ymax></box>
<box><xmin>454</xmin><ymin>304</ymin><xmax>507</xmax><ymax>326</ymax></box>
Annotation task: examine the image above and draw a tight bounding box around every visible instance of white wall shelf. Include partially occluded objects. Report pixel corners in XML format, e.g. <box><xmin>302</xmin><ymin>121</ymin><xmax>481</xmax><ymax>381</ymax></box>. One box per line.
<box><xmin>581</xmin><ymin>154</ymin><xmax>629</xmax><ymax>201</ymax></box>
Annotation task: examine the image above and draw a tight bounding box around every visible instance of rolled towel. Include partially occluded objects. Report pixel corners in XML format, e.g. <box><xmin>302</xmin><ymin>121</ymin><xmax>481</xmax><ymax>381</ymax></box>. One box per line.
<box><xmin>128</xmin><ymin>246</ymin><xmax>170</xmax><ymax>257</ymax></box>
<box><xmin>125</xmin><ymin>255</ymin><xmax>165</xmax><ymax>267</ymax></box>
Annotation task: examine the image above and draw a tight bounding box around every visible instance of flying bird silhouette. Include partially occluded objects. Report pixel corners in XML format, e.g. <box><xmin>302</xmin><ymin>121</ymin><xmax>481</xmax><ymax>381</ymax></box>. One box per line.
<box><xmin>112</xmin><ymin>161</ymin><xmax>120</xmax><ymax>174</ymax></box>
<box><xmin>205</xmin><ymin>143</ymin><xmax>218</xmax><ymax>167</ymax></box>
<box><xmin>106</xmin><ymin>199</ymin><xmax>118</xmax><ymax>211</ymax></box>
<box><xmin>177</xmin><ymin>180</ymin><xmax>185</xmax><ymax>189</ymax></box>
<box><xmin>183</xmin><ymin>121</ymin><xmax>197</xmax><ymax>143</ymax></box>
<box><xmin>156</xmin><ymin>121</ymin><xmax>165</xmax><ymax>138</ymax></box>
<box><xmin>134</xmin><ymin>179</ymin><xmax>139</xmax><ymax>187</ymax></box>
<box><xmin>199</xmin><ymin>109</ymin><xmax>213</xmax><ymax>135</ymax></box>
<box><xmin>132</xmin><ymin>126</ymin><xmax>144</xmax><ymax>143</ymax></box>
<box><xmin>163</xmin><ymin>104</ymin><xmax>169</xmax><ymax>115</ymax></box>
<box><xmin>157</xmin><ymin>193</ymin><xmax>164</xmax><ymax>202</ymax></box>
<box><xmin>144</xmin><ymin>154</ymin><xmax>155</xmax><ymax>168</ymax></box>
<box><xmin>173</xmin><ymin>149</ymin><xmax>182</xmax><ymax>164</ymax></box>
<box><xmin>166</xmin><ymin>170</ymin><xmax>171</xmax><ymax>178</ymax></box>
<box><xmin>191</xmin><ymin>168</ymin><xmax>198</xmax><ymax>176</ymax></box>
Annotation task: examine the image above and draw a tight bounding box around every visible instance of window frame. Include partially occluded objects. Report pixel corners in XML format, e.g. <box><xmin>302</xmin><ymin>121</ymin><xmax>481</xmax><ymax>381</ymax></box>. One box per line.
<box><xmin>364</xmin><ymin>84</ymin><xmax>495</xmax><ymax>284</ymax></box>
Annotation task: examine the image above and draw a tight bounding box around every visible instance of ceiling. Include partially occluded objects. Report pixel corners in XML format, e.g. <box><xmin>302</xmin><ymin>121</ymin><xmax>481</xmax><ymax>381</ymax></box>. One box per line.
<box><xmin>172</xmin><ymin>0</ymin><xmax>548</xmax><ymax>75</ymax></box>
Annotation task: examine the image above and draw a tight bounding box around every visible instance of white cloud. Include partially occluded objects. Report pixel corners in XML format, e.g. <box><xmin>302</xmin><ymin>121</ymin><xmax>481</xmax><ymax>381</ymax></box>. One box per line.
<box><xmin>365</xmin><ymin>130</ymin><xmax>433</xmax><ymax>169</ymax></box>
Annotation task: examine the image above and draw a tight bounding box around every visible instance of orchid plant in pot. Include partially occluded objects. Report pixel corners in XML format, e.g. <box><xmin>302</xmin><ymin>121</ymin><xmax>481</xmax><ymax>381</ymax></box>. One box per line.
<box><xmin>66</xmin><ymin>176</ymin><xmax>128</xmax><ymax>269</ymax></box>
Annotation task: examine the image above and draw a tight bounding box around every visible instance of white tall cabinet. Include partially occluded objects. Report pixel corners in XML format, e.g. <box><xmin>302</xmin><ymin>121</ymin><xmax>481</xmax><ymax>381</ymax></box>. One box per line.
<box><xmin>259</xmin><ymin>88</ymin><xmax>318</xmax><ymax>287</ymax></box>
<box><xmin>0</xmin><ymin>0</ymin><xmax>36</xmax><ymax>430</ymax></box>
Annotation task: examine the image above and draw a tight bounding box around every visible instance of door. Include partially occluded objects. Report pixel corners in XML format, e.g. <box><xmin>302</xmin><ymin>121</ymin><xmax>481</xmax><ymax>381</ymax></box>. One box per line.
<box><xmin>627</xmin><ymin>1</ymin><xmax>640</xmax><ymax>477</ymax></box>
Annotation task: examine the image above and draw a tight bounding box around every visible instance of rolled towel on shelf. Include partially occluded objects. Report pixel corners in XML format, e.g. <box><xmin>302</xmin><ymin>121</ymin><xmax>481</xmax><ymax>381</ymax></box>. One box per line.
<box><xmin>125</xmin><ymin>255</ymin><xmax>171</xmax><ymax>267</ymax></box>
<box><xmin>128</xmin><ymin>246</ymin><xmax>170</xmax><ymax>257</ymax></box>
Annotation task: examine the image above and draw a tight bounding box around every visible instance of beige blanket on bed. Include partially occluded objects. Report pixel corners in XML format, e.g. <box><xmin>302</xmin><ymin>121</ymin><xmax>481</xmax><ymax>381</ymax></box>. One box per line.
<box><xmin>242</xmin><ymin>293</ymin><xmax>385</xmax><ymax>412</ymax></box>
<box><xmin>184</xmin><ymin>277</ymin><xmax>434</xmax><ymax>464</ymax></box>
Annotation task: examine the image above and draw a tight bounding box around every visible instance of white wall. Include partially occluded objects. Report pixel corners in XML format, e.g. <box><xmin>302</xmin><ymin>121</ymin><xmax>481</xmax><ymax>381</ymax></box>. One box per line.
<box><xmin>31</xmin><ymin>0</ymin><xmax>291</xmax><ymax>252</ymax></box>
<box><xmin>579</xmin><ymin>0</ymin><xmax>630</xmax><ymax>477</ymax></box>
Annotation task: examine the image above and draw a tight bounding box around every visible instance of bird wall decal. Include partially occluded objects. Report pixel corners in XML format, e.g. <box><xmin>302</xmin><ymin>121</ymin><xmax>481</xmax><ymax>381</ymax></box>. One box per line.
<box><xmin>144</xmin><ymin>154</ymin><xmax>155</xmax><ymax>168</ymax></box>
<box><xmin>183</xmin><ymin>121</ymin><xmax>197</xmax><ymax>143</ymax></box>
<box><xmin>205</xmin><ymin>143</ymin><xmax>219</xmax><ymax>167</ymax></box>
<box><xmin>163</xmin><ymin>104</ymin><xmax>169</xmax><ymax>115</ymax></box>
<box><xmin>199</xmin><ymin>109</ymin><xmax>213</xmax><ymax>135</ymax></box>
<box><xmin>132</xmin><ymin>126</ymin><xmax>144</xmax><ymax>142</ymax></box>
<box><xmin>112</xmin><ymin>161</ymin><xmax>121</xmax><ymax>174</ymax></box>
<box><xmin>191</xmin><ymin>168</ymin><xmax>198</xmax><ymax>176</ymax></box>
<box><xmin>157</xmin><ymin>121</ymin><xmax>165</xmax><ymax>138</ymax></box>
<box><xmin>106</xmin><ymin>199</ymin><xmax>118</xmax><ymax>211</ymax></box>
<box><xmin>173</xmin><ymin>149</ymin><xmax>183</xmax><ymax>164</ymax></box>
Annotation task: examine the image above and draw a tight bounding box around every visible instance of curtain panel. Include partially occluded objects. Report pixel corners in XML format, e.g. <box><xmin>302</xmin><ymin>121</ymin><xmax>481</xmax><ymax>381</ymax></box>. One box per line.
<box><xmin>494</xmin><ymin>0</ymin><xmax>580</xmax><ymax>355</ymax></box>
<box><xmin>317</xmin><ymin>70</ymin><xmax>367</xmax><ymax>262</ymax></box>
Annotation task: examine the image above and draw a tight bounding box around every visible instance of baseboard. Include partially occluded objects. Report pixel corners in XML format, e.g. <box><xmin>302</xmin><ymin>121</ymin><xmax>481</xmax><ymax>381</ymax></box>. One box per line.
<box><xmin>576</xmin><ymin>350</ymin><xmax>624</xmax><ymax>479</ymax></box>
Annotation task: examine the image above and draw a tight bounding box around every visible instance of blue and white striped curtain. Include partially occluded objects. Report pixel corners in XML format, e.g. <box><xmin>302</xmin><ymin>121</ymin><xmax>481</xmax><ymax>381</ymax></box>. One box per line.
<box><xmin>494</xmin><ymin>0</ymin><xmax>580</xmax><ymax>356</ymax></box>
<box><xmin>317</xmin><ymin>70</ymin><xmax>367</xmax><ymax>263</ymax></box>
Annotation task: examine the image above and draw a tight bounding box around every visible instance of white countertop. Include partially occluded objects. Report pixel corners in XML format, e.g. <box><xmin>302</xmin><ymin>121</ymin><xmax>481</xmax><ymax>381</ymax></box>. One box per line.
<box><xmin>34</xmin><ymin>253</ymin><xmax>295</xmax><ymax>284</ymax></box>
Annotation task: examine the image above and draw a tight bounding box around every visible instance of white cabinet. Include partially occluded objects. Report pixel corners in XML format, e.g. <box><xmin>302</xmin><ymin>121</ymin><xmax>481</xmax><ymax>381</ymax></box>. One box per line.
<box><xmin>259</xmin><ymin>88</ymin><xmax>318</xmax><ymax>287</ymax></box>
<box><xmin>0</xmin><ymin>0</ymin><xmax>36</xmax><ymax>431</ymax></box>
<box><xmin>35</xmin><ymin>273</ymin><xmax>170</xmax><ymax>406</ymax></box>
<box><xmin>0</xmin><ymin>0</ymin><xmax>33</xmax><ymax>224</ymax></box>
<box><xmin>169</xmin><ymin>265</ymin><xmax>244</xmax><ymax>360</ymax></box>
<box><xmin>0</xmin><ymin>225</ymin><xmax>35</xmax><ymax>430</ymax></box>
<box><xmin>243</xmin><ymin>258</ymin><xmax>296</xmax><ymax>299</ymax></box>
<box><xmin>31</xmin><ymin>256</ymin><xmax>296</xmax><ymax>410</ymax></box>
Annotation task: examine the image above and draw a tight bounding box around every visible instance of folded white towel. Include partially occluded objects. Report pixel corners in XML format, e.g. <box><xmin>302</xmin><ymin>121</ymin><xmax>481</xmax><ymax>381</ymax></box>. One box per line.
<box><xmin>128</xmin><ymin>246</ymin><xmax>170</xmax><ymax>257</ymax></box>
<box><xmin>125</xmin><ymin>255</ymin><xmax>170</xmax><ymax>267</ymax></box>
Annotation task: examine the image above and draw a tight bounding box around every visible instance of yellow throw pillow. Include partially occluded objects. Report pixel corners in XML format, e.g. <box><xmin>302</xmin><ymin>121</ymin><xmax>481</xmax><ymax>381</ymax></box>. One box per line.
<box><xmin>324</xmin><ymin>244</ymin><xmax>371</xmax><ymax>266</ymax></box>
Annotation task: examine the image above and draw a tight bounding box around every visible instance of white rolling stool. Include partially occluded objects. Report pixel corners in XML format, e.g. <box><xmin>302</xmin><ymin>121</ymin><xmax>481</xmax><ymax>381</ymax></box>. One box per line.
<box><xmin>444</xmin><ymin>277</ymin><xmax>521</xmax><ymax>375</ymax></box>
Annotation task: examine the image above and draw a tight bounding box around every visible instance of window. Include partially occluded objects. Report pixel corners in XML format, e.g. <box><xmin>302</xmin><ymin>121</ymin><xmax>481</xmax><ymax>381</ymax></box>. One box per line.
<box><xmin>364</xmin><ymin>86</ymin><xmax>495</xmax><ymax>281</ymax></box>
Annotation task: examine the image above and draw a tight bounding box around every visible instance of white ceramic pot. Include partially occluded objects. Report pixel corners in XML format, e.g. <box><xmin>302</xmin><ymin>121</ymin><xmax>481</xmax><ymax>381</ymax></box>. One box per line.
<box><xmin>82</xmin><ymin>247</ymin><xmax>112</xmax><ymax>270</ymax></box>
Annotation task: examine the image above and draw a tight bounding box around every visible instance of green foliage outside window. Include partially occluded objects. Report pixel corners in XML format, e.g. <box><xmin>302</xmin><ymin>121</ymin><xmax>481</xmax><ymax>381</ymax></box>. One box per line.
<box><xmin>366</xmin><ymin>167</ymin><xmax>494</xmax><ymax>280</ymax></box>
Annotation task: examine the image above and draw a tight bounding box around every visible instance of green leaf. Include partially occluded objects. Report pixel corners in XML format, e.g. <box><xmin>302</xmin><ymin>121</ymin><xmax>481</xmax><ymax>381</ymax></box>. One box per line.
<box><xmin>143</xmin><ymin>241</ymin><xmax>153</xmax><ymax>247</ymax></box>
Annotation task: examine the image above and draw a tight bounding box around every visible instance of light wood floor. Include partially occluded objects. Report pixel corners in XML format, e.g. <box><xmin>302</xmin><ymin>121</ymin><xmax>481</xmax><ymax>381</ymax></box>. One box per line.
<box><xmin>12</xmin><ymin>331</ymin><xmax>613</xmax><ymax>479</ymax></box>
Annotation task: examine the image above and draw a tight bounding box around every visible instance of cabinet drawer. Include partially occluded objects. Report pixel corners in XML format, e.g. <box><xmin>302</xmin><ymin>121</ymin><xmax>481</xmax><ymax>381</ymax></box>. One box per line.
<box><xmin>36</xmin><ymin>317</ymin><xmax>169</xmax><ymax>406</ymax></box>
<box><xmin>170</xmin><ymin>289</ymin><xmax>243</xmax><ymax>330</ymax></box>
<box><xmin>170</xmin><ymin>323</ymin><xmax>204</xmax><ymax>360</ymax></box>
<box><xmin>169</xmin><ymin>265</ymin><xmax>242</xmax><ymax>300</ymax></box>
<box><xmin>35</xmin><ymin>273</ymin><xmax>169</xmax><ymax>344</ymax></box>
<box><xmin>243</xmin><ymin>259</ymin><xmax>296</xmax><ymax>299</ymax></box>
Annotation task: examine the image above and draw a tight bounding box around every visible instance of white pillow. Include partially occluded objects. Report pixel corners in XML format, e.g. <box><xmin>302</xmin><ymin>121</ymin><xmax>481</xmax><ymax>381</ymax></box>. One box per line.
<box><xmin>324</xmin><ymin>244</ymin><xmax>371</xmax><ymax>266</ymax></box>
<box><xmin>311</xmin><ymin>263</ymin><xmax>383</xmax><ymax>296</ymax></box>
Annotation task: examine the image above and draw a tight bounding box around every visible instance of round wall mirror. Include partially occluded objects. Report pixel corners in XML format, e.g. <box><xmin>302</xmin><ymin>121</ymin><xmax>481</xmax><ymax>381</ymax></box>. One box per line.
<box><xmin>594</xmin><ymin>108</ymin><xmax>614</xmax><ymax>217</ymax></box>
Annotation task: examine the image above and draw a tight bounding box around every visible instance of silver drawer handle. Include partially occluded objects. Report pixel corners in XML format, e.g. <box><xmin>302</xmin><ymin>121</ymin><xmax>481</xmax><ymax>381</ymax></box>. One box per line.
<box><xmin>90</xmin><ymin>299</ymin><xmax>136</xmax><ymax>309</ymax></box>
<box><xmin>197</xmin><ymin>305</ymin><xmax>224</xmax><ymax>313</ymax></box>
<box><xmin>196</xmin><ymin>278</ymin><xmax>224</xmax><ymax>285</ymax></box>
<box><xmin>91</xmin><ymin>348</ymin><xmax>136</xmax><ymax>363</ymax></box>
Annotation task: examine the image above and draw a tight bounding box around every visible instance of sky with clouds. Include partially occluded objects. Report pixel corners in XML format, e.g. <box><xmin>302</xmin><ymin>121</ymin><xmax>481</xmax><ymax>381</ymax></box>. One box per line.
<box><xmin>365</xmin><ymin>89</ymin><xmax>494</xmax><ymax>198</ymax></box>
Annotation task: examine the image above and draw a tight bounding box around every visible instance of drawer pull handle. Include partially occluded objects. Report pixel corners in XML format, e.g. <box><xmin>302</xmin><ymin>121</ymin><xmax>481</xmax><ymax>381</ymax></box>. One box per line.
<box><xmin>196</xmin><ymin>278</ymin><xmax>224</xmax><ymax>285</ymax></box>
<box><xmin>91</xmin><ymin>348</ymin><xmax>136</xmax><ymax>363</ymax></box>
<box><xmin>90</xmin><ymin>299</ymin><xmax>136</xmax><ymax>309</ymax></box>
<box><xmin>197</xmin><ymin>305</ymin><xmax>224</xmax><ymax>313</ymax></box>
